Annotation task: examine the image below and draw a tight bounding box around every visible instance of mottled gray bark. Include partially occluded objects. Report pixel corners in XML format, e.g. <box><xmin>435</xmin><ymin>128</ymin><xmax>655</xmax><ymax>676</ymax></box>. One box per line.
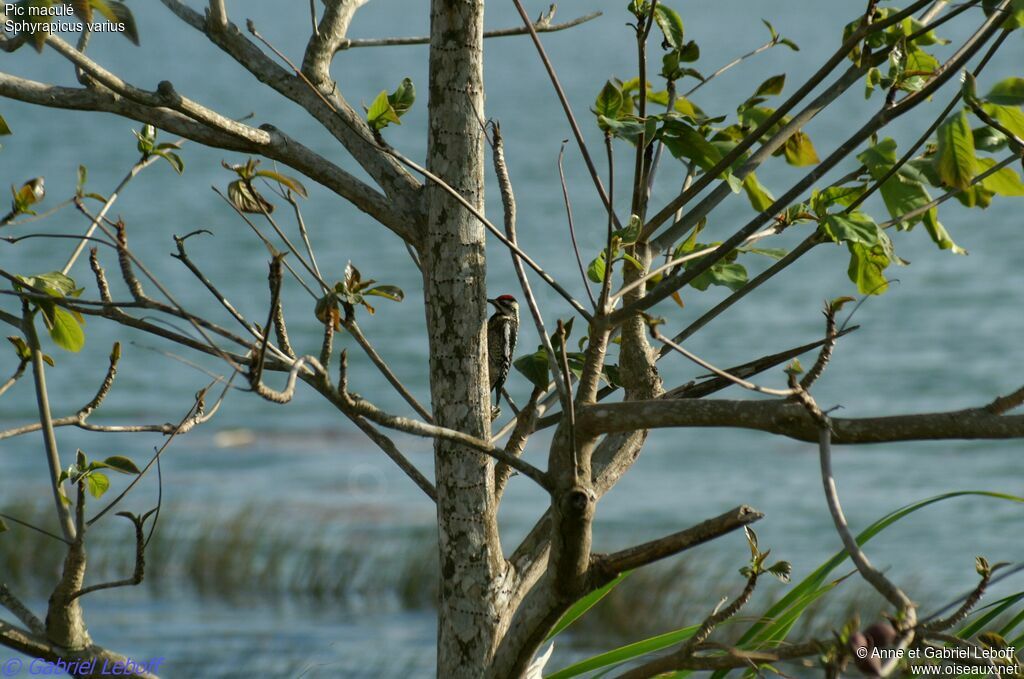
<box><xmin>423</xmin><ymin>1</ymin><xmax>505</xmax><ymax>675</ymax></box>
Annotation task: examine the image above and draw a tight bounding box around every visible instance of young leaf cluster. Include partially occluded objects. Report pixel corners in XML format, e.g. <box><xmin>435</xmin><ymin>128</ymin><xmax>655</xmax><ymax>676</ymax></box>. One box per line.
<box><xmin>14</xmin><ymin>271</ymin><xmax>87</xmax><ymax>352</ymax></box>
<box><xmin>314</xmin><ymin>262</ymin><xmax>405</xmax><ymax>328</ymax></box>
<box><xmin>57</xmin><ymin>449</ymin><xmax>141</xmax><ymax>502</ymax></box>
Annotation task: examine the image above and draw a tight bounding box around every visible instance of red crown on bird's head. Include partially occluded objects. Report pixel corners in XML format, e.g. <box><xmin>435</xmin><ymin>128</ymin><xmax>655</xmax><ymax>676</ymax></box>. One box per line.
<box><xmin>494</xmin><ymin>294</ymin><xmax>517</xmax><ymax>303</ymax></box>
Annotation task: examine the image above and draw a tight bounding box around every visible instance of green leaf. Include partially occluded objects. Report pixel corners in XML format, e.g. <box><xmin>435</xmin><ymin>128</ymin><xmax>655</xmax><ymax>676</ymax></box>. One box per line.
<box><xmin>7</xmin><ymin>335</ymin><xmax>31</xmax><ymax>360</ymax></box>
<box><xmin>593</xmin><ymin>81</ymin><xmax>624</xmax><ymax>120</ymax></box>
<box><xmin>847</xmin><ymin>242</ymin><xmax>890</xmax><ymax>295</ymax></box>
<box><xmin>973</xmin><ymin>125</ymin><xmax>1007</xmax><ymax>152</ymax></box>
<box><xmin>0</xmin><ymin>113</ymin><xmax>10</xmax><ymax>136</ymax></box>
<box><xmin>741</xmin><ymin>173</ymin><xmax>775</xmax><ymax>212</ymax></box>
<box><xmin>984</xmin><ymin>0</ymin><xmax>1024</xmax><ymax>28</ymax></box>
<box><xmin>716</xmin><ymin>491</ymin><xmax>1024</xmax><ymax>679</ymax></box>
<box><xmin>676</xmin><ymin>40</ymin><xmax>700</xmax><ymax>63</ymax></box>
<box><xmin>227</xmin><ymin>180</ymin><xmax>274</xmax><ymax>214</ymax></box>
<box><xmin>49</xmin><ymin>307</ymin><xmax>86</xmax><ymax>352</ymax></box>
<box><xmin>660</xmin><ymin>120</ymin><xmax>722</xmax><ymax>169</ymax></box>
<box><xmin>653</xmin><ymin>5</ymin><xmax>685</xmax><ymax>50</ymax></box>
<box><xmin>513</xmin><ymin>349</ymin><xmax>550</xmax><ymax>390</ymax></box>
<box><xmin>388</xmin><ymin>77</ymin><xmax>416</xmax><ymax>117</ymax></box>
<box><xmin>92</xmin><ymin>0</ymin><xmax>140</xmax><ymax>45</ymax></box>
<box><xmin>982</xmin><ymin>103</ymin><xmax>1024</xmax><ymax>140</ymax></box>
<box><xmin>958</xmin><ymin>592</ymin><xmax>1024</xmax><ymax>640</ymax></box>
<box><xmin>364</xmin><ymin>285</ymin><xmax>405</xmax><ymax>302</ymax></box>
<box><xmin>547</xmin><ymin>623</ymin><xmax>704</xmax><ymax>679</ymax></box>
<box><xmin>614</xmin><ymin>215</ymin><xmax>642</xmax><ymax>245</ymax></box>
<box><xmin>367</xmin><ymin>90</ymin><xmax>400</xmax><ymax>131</ymax></box>
<box><xmin>587</xmin><ymin>250</ymin><xmax>607</xmax><ymax>284</ymax></box>
<box><xmin>17</xmin><ymin>271</ymin><xmax>81</xmax><ymax>299</ymax></box>
<box><xmin>984</xmin><ymin>77</ymin><xmax>1024</xmax><ymax>105</ymax></box>
<box><xmin>255</xmin><ymin>170</ymin><xmax>308</xmax><ymax>197</ymax></box>
<box><xmin>754</xmin><ymin>74</ymin><xmax>786</xmax><ymax>97</ymax></box>
<box><xmin>820</xmin><ymin>212</ymin><xmax>882</xmax><ymax>246</ymax></box>
<box><xmin>597</xmin><ymin>116</ymin><xmax>645</xmax><ymax>143</ymax></box>
<box><xmin>0</xmin><ymin>517</ymin><xmax>7</xmax><ymax>534</ymax></box>
<box><xmin>620</xmin><ymin>252</ymin><xmax>644</xmax><ymax>271</ymax></box>
<box><xmin>152</xmin><ymin>150</ymin><xmax>184</xmax><ymax>175</ymax></box>
<box><xmin>782</xmin><ymin>130</ymin><xmax>819</xmax><ymax>166</ymax></box>
<box><xmin>934</xmin><ymin>110</ymin><xmax>978</xmax><ymax>190</ymax></box>
<box><xmin>978</xmin><ymin>157</ymin><xmax>1024</xmax><ymax>196</ymax></box>
<box><xmin>741</xmin><ymin>246</ymin><xmax>788</xmax><ymax>260</ymax></box>
<box><xmin>857</xmin><ymin>138</ymin><xmax>933</xmax><ymax>226</ymax></box>
<box><xmin>768</xmin><ymin>561</ymin><xmax>793</xmax><ymax>583</ymax></box>
<box><xmin>76</xmin><ymin>165</ymin><xmax>88</xmax><ymax>195</ymax></box>
<box><xmin>691</xmin><ymin>262</ymin><xmax>747</xmax><ymax>292</ymax></box>
<box><xmin>85</xmin><ymin>471</ymin><xmax>110</xmax><ymax>498</ymax></box>
<box><xmin>101</xmin><ymin>455</ymin><xmax>141</xmax><ymax>475</ymax></box>
<box><xmin>812</xmin><ymin>185</ymin><xmax>866</xmax><ymax>216</ymax></box>
<box><xmin>547</xmin><ymin>571</ymin><xmax>631</xmax><ymax>641</ymax></box>
<box><xmin>922</xmin><ymin>208</ymin><xmax>967</xmax><ymax>255</ymax></box>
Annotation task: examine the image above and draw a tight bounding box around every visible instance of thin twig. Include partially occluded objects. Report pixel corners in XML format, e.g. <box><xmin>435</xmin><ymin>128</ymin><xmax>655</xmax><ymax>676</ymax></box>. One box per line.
<box><xmin>0</xmin><ymin>584</ymin><xmax>45</xmax><ymax>635</ymax></box>
<box><xmin>653</xmin><ymin>328</ymin><xmax>796</xmax><ymax>398</ymax></box>
<box><xmin>344</xmin><ymin>318</ymin><xmax>432</xmax><ymax>422</ymax></box>
<box><xmin>510</xmin><ymin>0</ymin><xmax>620</xmax><ymax>232</ymax></box>
<box><xmin>557</xmin><ymin>142</ymin><xmax>595</xmax><ymax>309</ymax></box>
<box><xmin>806</xmin><ymin>387</ymin><xmax>916</xmax><ymax>624</ymax></box>
<box><xmin>21</xmin><ymin>304</ymin><xmax>77</xmax><ymax>542</ymax></box>
<box><xmin>63</xmin><ymin>145</ymin><xmax>181</xmax><ymax>275</ymax></box>
<box><xmin>334</xmin><ymin>11</ymin><xmax>603</xmax><ymax>50</ymax></box>
<box><xmin>0</xmin><ymin>359</ymin><xmax>28</xmax><ymax>398</ymax></box>
<box><xmin>685</xmin><ymin>40</ymin><xmax>778</xmax><ymax>97</ymax></box>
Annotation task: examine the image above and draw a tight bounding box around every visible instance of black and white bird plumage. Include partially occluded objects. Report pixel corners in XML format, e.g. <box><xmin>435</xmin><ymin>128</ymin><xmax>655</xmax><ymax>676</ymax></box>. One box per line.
<box><xmin>487</xmin><ymin>294</ymin><xmax>519</xmax><ymax>409</ymax></box>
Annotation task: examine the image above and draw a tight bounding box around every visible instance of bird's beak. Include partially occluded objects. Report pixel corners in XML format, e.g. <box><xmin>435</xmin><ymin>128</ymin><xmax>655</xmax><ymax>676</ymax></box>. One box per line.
<box><xmin>487</xmin><ymin>298</ymin><xmax>498</xmax><ymax>307</ymax></box>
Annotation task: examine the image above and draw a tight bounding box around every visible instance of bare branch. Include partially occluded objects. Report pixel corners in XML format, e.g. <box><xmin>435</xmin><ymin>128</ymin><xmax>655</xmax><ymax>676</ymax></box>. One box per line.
<box><xmin>578</xmin><ymin>398</ymin><xmax>1024</xmax><ymax>444</ymax></box>
<box><xmin>0</xmin><ymin>71</ymin><xmax>410</xmax><ymax>238</ymax></box>
<box><xmin>64</xmin><ymin>149</ymin><xmax>176</xmax><ymax>276</ymax></box>
<box><xmin>330</xmin><ymin>380</ymin><xmax>551</xmax><ymax>490</ymax></box>
<box><xmin>495</xmin><ymin>387</ymin><xmax>543</xmax><ymax>499</ymax></box>
<box><xmin>171</xmin><ymin>232</ymin><xmax>255</xmax><ymax>336</ymax></box>
<box><xmin>653</xmin><ymin>328</ymin><xmax>796</xmax><ymax>398</ymax></box>
<box><xmin>347</xmin><ymin>411</ymin><xmax>437</xmax><ymax>502</ymax></box>
<box><xmin>88</xmin><ymin>384</ymin><xmax>224</xmax><ymax>526</ymax></box>
<box><xmin>22</xmin><ymin>304</ymin><xmax>77</xmax><ymax>542</ymax></box>
<box><xmin>335</xmin><ymin>10</ymin><xmax>603</xmax><ymax>50</ymax></box>
<box><xmin>663</xmin><ymin>326</ymin><xmax>859</xmax><ymax>401</ymax></box>
<box><xmin>0</xmin><ymin>584</ymin><xmax>45</xmax><ymax>636</ymax></box>
<box><xmin>594</xmin><ymin>505</ymin><xmax>763</xmax><ymax>575</ymax></box>
<box><xmin>800</xmin><ymin>304</ymin><xmax>839</xmax><ymax>390</ymax></box>
<box><xmin>810</xmin><ymin>396</ymin><xmax>917</xmax><ymax>625</ymax></box>
<box><xmin>344</xmin><ymin>318</ymin><xmax>432</xmax><ymax>422</ymax></box>
<box><xmin>557</xmin><ymin>142</ymin><xmax>596</xmax><ymax>309</ymax></box>
<box><xmin>384</xmin><ymin>141</ymin><xmax>593</xmax><ymax>321</ymax></box>
<box><xmin>922</xmin><ymin>560</ymin><xmax>998</xmax><ymax>632</ymax></box>
<box><xmin>987</xmin><ymin>385</ymin><xmax>1024</xmax><ymax>416</ymax></box>
<box><xmin>619</xmin><ymin>573</ymin><xmax>761</xmax><ymax>679</ymax></box>
<box><xmin>207</xmin><ymin>0</ymin><xmax>227</xmax><ymax>31</ymax></box>
<box><xmin>302</xmin><ymin>0</ymin><xmax>370</xmax><ymax>85</ymax></box>
<box><xmin>70</xmin><ymin>512</ymin><xmax>149</xmax><ymax>602</ymax></box>
<box><xmin>0</xmin><ymin>358</ymin><xmax>27</xmax><ymax>398</ymax></box>
<box><xmin>0</xmin><ymin>620</ymin><xmax>159</xmax><ymax>679</ymax></box>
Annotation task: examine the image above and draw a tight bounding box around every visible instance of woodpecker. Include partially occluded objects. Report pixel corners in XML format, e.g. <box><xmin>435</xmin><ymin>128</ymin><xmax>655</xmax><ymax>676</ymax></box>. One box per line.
<box><xmin>487</xmin><ymin>294</ymin><xmax>519</xmax><ymax>410</ymax></box>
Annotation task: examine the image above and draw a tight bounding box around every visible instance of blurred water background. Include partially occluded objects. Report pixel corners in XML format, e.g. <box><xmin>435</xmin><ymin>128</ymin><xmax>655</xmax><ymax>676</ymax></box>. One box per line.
<box><xmin>1</xmin><ymin>1</ymin><xmax>1022</xmax><ymax>676</ymax></box>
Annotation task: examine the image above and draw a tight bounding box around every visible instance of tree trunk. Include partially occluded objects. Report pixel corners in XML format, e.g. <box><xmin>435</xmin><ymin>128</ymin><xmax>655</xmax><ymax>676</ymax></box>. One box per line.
<box><xmin>424</xmin><ymin>1</ymin><xmax>504</xmax><ymax>675</ymax></box>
